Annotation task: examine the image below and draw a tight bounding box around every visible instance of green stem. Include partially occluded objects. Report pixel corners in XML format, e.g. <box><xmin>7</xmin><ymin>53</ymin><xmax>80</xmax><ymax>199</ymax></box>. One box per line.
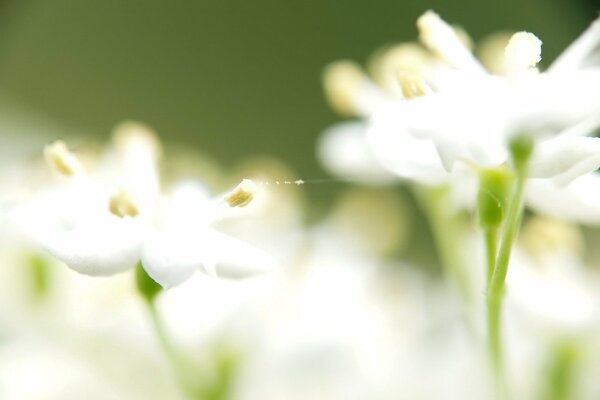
<box><xmin>486</xmin><ymin>165</ymin><xmax>528</xmax><ymax>399</ymax></box>
<box><xmin>485</xmin><ymin>228</ymin><xmax>498</xmax><ymax>289</ymax></box>
<box><xmin>544</xmin><ymin>341</ymin><xmax>578</xmax><ymax>400</ymax></box>
<box><xmin>416</xmin><ymin>185</ymin><xmax>471</xmax><ymax>303</ymax></box>
<box><xmin>145</xmin><ymin>299</ymin><xmax>198</xmax><ymax>399</ymax></box>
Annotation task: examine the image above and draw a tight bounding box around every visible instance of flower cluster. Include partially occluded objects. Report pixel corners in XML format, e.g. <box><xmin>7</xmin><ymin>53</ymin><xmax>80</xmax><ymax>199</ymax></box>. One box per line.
<box><xmin>9</xmin><ymin>122</ymin><xmax>274</xmax><ymax>288</ymax></box>
<box><xmin>1</xmin><ymin>9</ymin><xmax>600</xmax><ymax>400</ymax></box>
<box><xmin>320</xmin><ymin>11</ymin><xmax>600</xmax><ymax>219</ymax></box>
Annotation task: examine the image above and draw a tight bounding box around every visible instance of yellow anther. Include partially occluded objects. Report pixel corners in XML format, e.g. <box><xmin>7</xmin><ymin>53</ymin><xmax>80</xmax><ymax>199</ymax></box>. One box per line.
<box><xmin>398</xmin><ymin>71</ymin><xmax>429</xmax><ymax>99</ymax></box>
<box><xmin>369</xmin><ymin>42</ymin><xmax>431</xmax><ymax>94</ymax></box>
<box><xmin>109</xmin><ymin>188</ymin><xmax>140</xmax><ymax>218</ymax></box>
<box><xmin>224</xmin><ymin>179</ymin><xmax>257</xmax><ymax>208</ymax></box>
<box><xmin>44</xmin><ymin>140</ymin><xmax>83</xmax><ymax>176</ymax></box>
<box><xmin>322</xmin><ymin>61</ymin><xmax>366</xmax><ymax>116</ymax></box>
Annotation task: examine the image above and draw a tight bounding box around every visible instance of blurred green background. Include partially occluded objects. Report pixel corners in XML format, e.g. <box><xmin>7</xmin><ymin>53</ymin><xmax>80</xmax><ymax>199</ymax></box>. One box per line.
<box><xmin>0</xmin><ymin>0</ymin><xmax>596</xmax><ymax>195</ymax></box>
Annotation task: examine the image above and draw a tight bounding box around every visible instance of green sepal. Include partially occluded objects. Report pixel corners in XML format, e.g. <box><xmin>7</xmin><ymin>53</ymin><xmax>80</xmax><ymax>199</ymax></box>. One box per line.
<box><xmin>509</xmin><ymin>134</ymin><xmax>534</xmax><ymax>172</ymax></box>
<box><xmin>477</xmin><ymin>166</ymin><xmax>513</xmax><ymax>229</ymax></box>
<box><xmin>135</xmin><ymin>261</ymin><xmax>162</xmax><ymax>302</ymax></box>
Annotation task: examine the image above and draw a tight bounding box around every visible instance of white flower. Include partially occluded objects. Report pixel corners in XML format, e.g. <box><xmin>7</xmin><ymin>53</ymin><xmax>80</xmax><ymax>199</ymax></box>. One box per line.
<box><xmin>525</xmin><ymin>174</ymin><xmax>600</xmax><ymax>224</ymax></box>
<box><xmin>319</xmin><ymin>53</ymin><xmax>450</xmax><ymax>186</ymax></box>
<box><xmin>10</xmin><ymin>123</ymin><xmax>274</xmax><ymax>288</ymax></box>
<box><xmin>507</xmin><ymin>216</ymin><xmax>600</xmax><ymax>335</ymax></box>
<box><xmin>319</xmin><ymin>11</ymin><xmax>600</xmax><ymax>219</ymax></box>
<box><xmin>376</xmin><ymin>11</ymin><xmax>600</xmax><ymax>174</ymax></box>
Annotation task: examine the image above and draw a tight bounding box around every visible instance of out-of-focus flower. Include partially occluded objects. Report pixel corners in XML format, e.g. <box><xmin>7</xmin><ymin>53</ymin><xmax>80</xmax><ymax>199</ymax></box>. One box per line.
<box><xmin>234</xmin><ymin>222</ymin><xmax>490</xmax><ymax>400</ymax></box>
<box><xmin>503</xmin><ymin>216</ymin><xmax>600</xmax><ymax>399</ymax></box>
<box><xmin>319</xmin><ymin>57</ymin><xmax>448</xmax><ymax>185</ymax></box>
<box><xmin>391</xmin><ymin>12</ymin><xmax>600</xmax><ymax>174</ymax></box>
<box><xmin>10</xmin><ymin>122</ymin><xmax>274</xmax><ymax>288</ymax></box>
<box><xmin>507</xmin><ymin>216</ymin><xmax>600</xmax><ymax>335</ymax></box>
<box><xmin>319</xmin><ymin>11</ymin><xmax>600</xmax><ymax>213</ymax></box>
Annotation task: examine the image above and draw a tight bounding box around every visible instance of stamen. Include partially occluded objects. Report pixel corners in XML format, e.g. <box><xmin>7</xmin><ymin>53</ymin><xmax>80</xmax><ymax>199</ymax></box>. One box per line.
<box><xmin>398</xmin><ymin>71</ymin><xmax>430</xmax><ymax>98</ymax></box>
<box><xmin>44</xmin><ymin>140</ymin><xmax>83</xmax><ymax>176</ymax></box>
<box><xmin>322</xmin><ymin>61</ymin><xmax>368</xmax><ymax>116</ymax></box>
<box><xmin>224</xmin><ymin>179</ymin><xmax>257</xmax><ymax>208</ymax></box>
<box><xmin>109</xmin><ymin>188</ymin><xmax>140</xmax><ymax>218</ymax></box>
<box><xmin>417</xmin><ymin>10</ymin><xmax>486</xmax><ymax>74</ymax></box>
<box><xmin>369</xmin><ymin>43</ymin><xmax>431</xmax><ymax>94</ymax></box>
<box><xmin>504</xmin><ymin>31</ymin><xmax>542</xmax><ymax>74</ymax></box>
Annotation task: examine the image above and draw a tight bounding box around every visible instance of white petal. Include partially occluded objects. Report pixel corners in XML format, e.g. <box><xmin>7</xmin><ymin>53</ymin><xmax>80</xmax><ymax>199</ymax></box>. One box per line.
<box><xmin>525</xmin><ymin>174</ymin><xmax>600</xmax><ymax>224</ymax></box>
<box><xmin>557</xmin><ymin>112</ymin><xmax>600</xmax><ymax>138</ymax></box>
<box><xmin>140</xmin><ymin>230</ymin><xmax>199</xmax><ymax>288</ymax></box>
<box><xmin>529</xmin><ymin>136</ymin><xmax>600</xmax><ymax>185</ymax></box>
<box><xmin>42</xmin><ymin>218</ymin><xmax>144</xmax><ymax>276</ymax></box>
<box><xmin>367</xmin><ymin>105</ymin><xmax>449</xmax><ymax>184</ymax></box>
<box><xmin>549</xmin><ymin>16</ymin><xmax>600</xmax><ymax>73</ymax></box>
<box><xmin>417</xmin><ymin>11</ymin><xmax>487</xmax><ymax>75</ymax></box>
<box><xmin>202</xmin><ymin>230</ymin><xmax>275</xmax><ymax>279</ymax></box>
<box><xmin>141</xmin><ymin>228</ymin><xmax>274</xmax><ymax>288</ymax></box>
<box><xmin>161</xmin><ymin>180</ymin><xmax>213</xmax><ymax>227</ymax></box>
<box><xmin>514</xmin><ymin>71</ymin><xmax>600</xmax><ymax>125</ymax></box>
<box><xmin>112</xmin><ymin>122</ymin><xmax>162</xmax><ymax>214</ymax></box>
<box><xmin>317</xmin><ymin>122</ymin><xmax>396</xmax><ymax>185</ymax></box>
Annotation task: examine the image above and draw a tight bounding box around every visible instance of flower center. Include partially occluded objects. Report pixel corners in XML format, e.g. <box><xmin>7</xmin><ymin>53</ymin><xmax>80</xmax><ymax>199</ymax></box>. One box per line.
<box><xmin>398</xmin><ymin>71</ymin><xmax>430</xmax><ymax>99</ymax></box>
<box><xmin>109</xmin><ymin>188</ymin><xmax>140</xmax><ymax>218</ymax></box>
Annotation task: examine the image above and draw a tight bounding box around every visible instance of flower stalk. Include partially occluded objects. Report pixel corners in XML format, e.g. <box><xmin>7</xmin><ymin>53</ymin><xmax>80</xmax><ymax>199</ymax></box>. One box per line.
<box><xmin>416</xmin><ymin>185</ymin><xmax>472</xmax><ymax>304</ymax></box>
<box><xmin>477</xmin><ymin>166</ymin><xmax>513</xmax><ymax>289</ymax></box>
<box><xmin>485</xmin><ymin>136</ymin><xmax>533</xmax><ymax>398</ymax></box>
<box><xmin>135</xmin><ymin>263</ymin><xmax>199</xmax><ymax>399</ymax></box>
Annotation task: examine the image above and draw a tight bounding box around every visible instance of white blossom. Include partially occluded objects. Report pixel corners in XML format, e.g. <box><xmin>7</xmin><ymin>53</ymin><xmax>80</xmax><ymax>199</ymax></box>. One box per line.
<box><xmin>319</xmin><ymin>11</ymin><xmax>600</xmax><ymax>220</ymax></box>
<box><xmin>10</xmin><ymin>123</ymin><xmax>274</xmax><ymax>288</ymax></box>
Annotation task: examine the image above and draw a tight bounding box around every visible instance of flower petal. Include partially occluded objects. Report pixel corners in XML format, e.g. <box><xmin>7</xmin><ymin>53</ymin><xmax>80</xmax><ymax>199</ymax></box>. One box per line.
<box><xmin>141</xmin><ymin>228</ymin><xmax>274</xmax><ymax>288</ymax></box>
<box><xmin>318</xmin><ymin>122</ymin><xmax>396</xmax><ymax>185</ymax></box>
<box><xmin>366</xmin><ymin>105</ymin><xmax>450</xmax><ymax>184</ymax></box>
<box><xmin>528</xmin><ymin>136</ymin><xmax>600</xmax><ymax>185</ymax></box>
<box><xmin>525</xmin><ymin>174</ymin><xmax>600</xmax><ymax>224</ymax></box>
<box><xmin>548</xmin><ymin>16</ymin><xmax>600</xmax><ymax>73</ymax></box>
<box><xmin>417</xmin><ymin>11</ymin><xmax>487</xmax><ymax>75</ymax></box>
<box><xmin>202</xmin><ymin>230</ymin><xmax>276</xmax><ymax>279</ymax></box>
<box><xmin>140</xmin><ymin>230</ymin><xmax>199</xmax><ymax>289</ymax></box>
<box><xmin>42</xmin><ymin>218</ymin><xmax>144</xmax><ymax>276</ymax></box>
